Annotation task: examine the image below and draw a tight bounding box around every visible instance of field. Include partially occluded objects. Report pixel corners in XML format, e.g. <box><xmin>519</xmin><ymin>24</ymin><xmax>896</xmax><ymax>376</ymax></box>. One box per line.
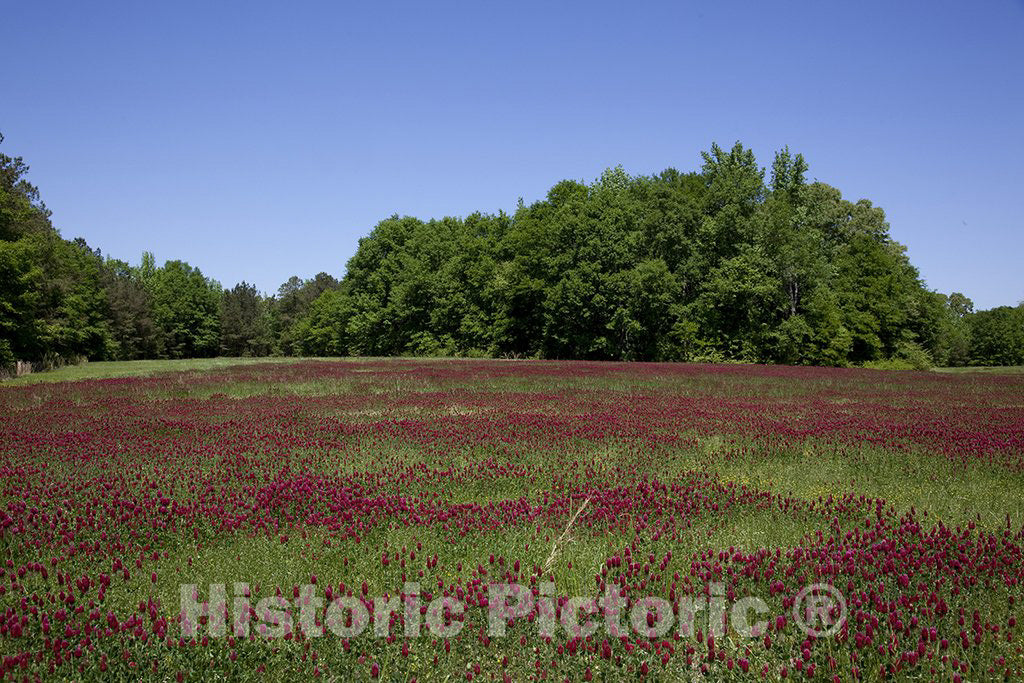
<box><xmin>2</xmin><ymin>359</ymin><xmax>1023</xmax><ymax>681</ymax></box>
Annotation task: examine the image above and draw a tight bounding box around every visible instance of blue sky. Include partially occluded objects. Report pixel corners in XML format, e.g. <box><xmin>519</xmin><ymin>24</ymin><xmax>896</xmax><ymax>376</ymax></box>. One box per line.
<box><xmin>3</xmin><ymin>1</ymin><xmax>1022</xmax><ymax>309</ymax></box>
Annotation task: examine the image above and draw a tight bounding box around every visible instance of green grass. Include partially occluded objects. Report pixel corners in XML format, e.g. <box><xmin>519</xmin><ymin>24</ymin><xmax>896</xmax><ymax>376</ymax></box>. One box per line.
<box><xmin>5</xmin><ymin>355</ymin><xmax>1022</xmax><ymax>387</ymax></box>
<box><xmin>0</xmin><ymin>357</ymin><xmax>297</xmax><ymax>384</ymax></box>
<box><xmin>933</xmin><ymin>365</ymin><xmax>1024</xmax><ymax>374</ymax></box>
<box><xmin>0</xmin><ymin>355</ymin><xmax>528</xmax><ymax>386</ymax></box>
<box><xmin>710</xmin><ymin>442</ymin><xmax>1024</xmax><ymax>529</ymax></box>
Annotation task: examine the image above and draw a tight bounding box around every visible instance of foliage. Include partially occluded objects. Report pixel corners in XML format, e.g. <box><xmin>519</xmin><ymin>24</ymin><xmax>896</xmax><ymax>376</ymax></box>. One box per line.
<box><xmin>271</xmin><ymin>272</ymin><xmax>339</xmax><ymax>354</ymax></box>
<box><xmin>0</xmin><ymin>136</ymin><xmax>113</xmax><ymax>366</ymax></box>
<box><xmin>286</xmin><ymin>142</ymin><xmax>1014</xmax><ymax>368</ymax></box>
<box><xmin>101</xmin><ymin>257</ymin><xmax>163</xmax><ymax>359</ymax></box>
<box><xmin>969</xmin><ymin>305</ymin><xmax>1024</xmax><ymax>366</ymax></box>
<box><xmin>220</xmin><ymin>281</ymin><xmax>272</xmax><ymax>357</ymax></box>
<box><xmin>145</xmin><ymin>259</ymin><xmax>222</xmax><ymax>358</ymax></box>
<box><xmin>2</xmin><ymin>133</ymin><xmax>1022</xmax><ymax>370</ymax></box>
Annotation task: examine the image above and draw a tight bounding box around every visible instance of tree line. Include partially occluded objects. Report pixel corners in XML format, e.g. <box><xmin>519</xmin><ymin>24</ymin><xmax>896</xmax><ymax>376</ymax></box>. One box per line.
<box><xmin>2</xmin><ymin>134</ymin><xmax>1021</xmax><ymax>371</ymax></box>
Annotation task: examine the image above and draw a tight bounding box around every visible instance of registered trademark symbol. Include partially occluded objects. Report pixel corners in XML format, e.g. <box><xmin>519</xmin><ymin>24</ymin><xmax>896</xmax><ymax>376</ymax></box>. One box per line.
<box><xmin>793</xmin><ymin>583</ymin><xmax>847</xmax><ymax>638</ymax></box>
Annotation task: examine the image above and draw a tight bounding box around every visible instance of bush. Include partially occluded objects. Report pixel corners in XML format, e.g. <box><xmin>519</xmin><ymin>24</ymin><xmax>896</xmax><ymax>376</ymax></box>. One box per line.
<box><xmin>895</xmin><ymin>341</ymin><xmax>933</xmax><ymax>370</ymax></box>
<box><xmin>862</xmin><ymin>341</ymin><xmax>933</xmax><ymax>371</ymax></box>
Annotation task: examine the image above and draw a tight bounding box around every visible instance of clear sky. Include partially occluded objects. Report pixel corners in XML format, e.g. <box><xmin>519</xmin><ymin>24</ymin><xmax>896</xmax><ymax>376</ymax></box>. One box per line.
<box><xmin>3</xmin><ymin>1</ymin><xmax>1022</xmax><ymax>309</ymax></box>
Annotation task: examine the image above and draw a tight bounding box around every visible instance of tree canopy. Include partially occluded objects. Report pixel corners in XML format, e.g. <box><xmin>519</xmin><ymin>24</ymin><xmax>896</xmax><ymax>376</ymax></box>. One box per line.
<box><xmin>287</xmin><ymin>142</ymin><xmax>1019</xmax><ymax>368</ymax></box>
<box><xmin>1</xmin><ymin>134</ymin><xmax>1020</xmax><ymax>371</ymax></box>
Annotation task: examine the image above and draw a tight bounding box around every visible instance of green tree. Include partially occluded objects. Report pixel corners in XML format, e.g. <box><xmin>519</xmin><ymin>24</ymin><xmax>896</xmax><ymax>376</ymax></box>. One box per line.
<box><xmin>220</xmin><ymin>282</ymin><xmax>272</xmax><ymax>357</ymax></box>
<box><xmin>969</xmin><ymin>305</ymin><xmax>1024</xmax><ymax>366</ymax></box>
<box><xmin>147</xmin><ymin>260</ymin><xmax>221</xmax><ymax>358</ymax></box>
<box><xmin>4</xmin><ymin>134</ymin><xmax>986</xmax><ymax>370</ymax></box>
<box><xmin>272</xmin><ymin>272</ymin><xmax>339</xmax><ymax>354</ymax></box>
<box><xmin>1</xmin><ymin>134</ymin><xmax>113</xmax><ymax>367</ymax></box>
<box><xmin>101</xmin><ymin>258</ymin><xmax>162</xmax><ymax>360</ymax></box>
<box><xmin>291</xmin><ymin>288</ymin><xmax>355</xmax><ymax>356</ymax></box>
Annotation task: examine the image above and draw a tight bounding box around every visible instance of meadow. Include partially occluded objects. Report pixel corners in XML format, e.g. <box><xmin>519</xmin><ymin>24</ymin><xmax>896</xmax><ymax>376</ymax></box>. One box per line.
<box><xmin>1</xmin><ymin>358</ymin><xmax>1023</xmax><ymax>681</ymax></box>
